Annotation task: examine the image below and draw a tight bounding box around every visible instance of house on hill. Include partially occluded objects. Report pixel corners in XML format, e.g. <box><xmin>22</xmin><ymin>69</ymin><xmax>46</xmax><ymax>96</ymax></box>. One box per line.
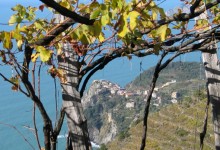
<box><xmin>171</xmin><ymin>92</ymin><xmax>180</xmax><ymax>99</ymax></box>
<box><xmin>126</xmin><ymin>101</ymin><xmax>135</xmax><ymax>108</ymax></box>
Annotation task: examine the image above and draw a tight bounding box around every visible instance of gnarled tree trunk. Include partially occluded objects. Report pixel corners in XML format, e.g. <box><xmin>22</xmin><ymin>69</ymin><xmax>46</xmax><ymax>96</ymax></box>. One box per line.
<box><xmin>58</xmin><ymin>44</ymin><xmax>91</xmax><ymax>150</ymax></box>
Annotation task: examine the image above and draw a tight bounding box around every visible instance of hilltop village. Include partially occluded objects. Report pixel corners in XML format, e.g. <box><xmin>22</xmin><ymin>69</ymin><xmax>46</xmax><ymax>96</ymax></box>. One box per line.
<box><xmin>83</xmin><ymin>79</ymin><xmax>180</xmax><ymax>109</ymax></box>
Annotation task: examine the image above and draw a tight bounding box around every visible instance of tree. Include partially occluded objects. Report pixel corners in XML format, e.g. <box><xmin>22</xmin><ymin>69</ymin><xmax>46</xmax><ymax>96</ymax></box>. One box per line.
<box><xmin>0</xmin><ymin>0</ymin><xmax>220</xmax><ymax>150</ymax></box>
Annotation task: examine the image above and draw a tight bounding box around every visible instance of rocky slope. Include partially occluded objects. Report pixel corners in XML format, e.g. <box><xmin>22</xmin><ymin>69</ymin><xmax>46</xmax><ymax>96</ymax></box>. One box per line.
<box><xmin>82</xmin><ymin>61</ymin><xmax>206</xmax><ymax>145</ymax></box>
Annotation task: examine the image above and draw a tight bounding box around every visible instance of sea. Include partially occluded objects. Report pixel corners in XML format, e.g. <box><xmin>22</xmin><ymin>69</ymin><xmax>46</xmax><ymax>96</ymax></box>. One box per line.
<box><xmin>0</xmin><ymin>52</ymin><xmax>201</xmax><ymax>150</ymax></box>
<box><xmin>0</xmin><ymin>64</ymin><xmax>100</xmax><ymax>150</ymax></box>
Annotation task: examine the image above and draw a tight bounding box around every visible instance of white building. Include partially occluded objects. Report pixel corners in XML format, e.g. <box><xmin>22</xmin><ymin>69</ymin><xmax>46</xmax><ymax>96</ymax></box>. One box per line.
<box><xmin>125</xmin><ymin>92</ymin><xmax>135</xmax><ymax>98</ymax></box>
<box><xmin>171</xmin><ymin>99</ymin><xmax>178</xmax><ymax>104</ymax></box>
<box><xmin>157</xmin><ymin>97</ymin><xmax>162</xmax><ymax>104</ymax></box>
<box><xmin>152</xmin><ymin>92</ymin><xmax>157</xmax><ymax>98</ymax></box>
<box><xmin>154</xmin><ymin>87</ymin><xmax>159</xmax><ymax>91</ymax></box>
<box><xmin>117</xmin><ymin>88</ymin><xmax>126</xmax><ymax>95</ymax></box>
<box><xmin>143</xmin><ymin>90</ymin><xmax>149</xmax><ymax>95</ymax></box>
<box><xmin>171</xmin><ymin>92</ymin><xmax>180</xmax><ymax>99</ymax></box>
<box><xmin>126</xmin><ymin>102</ymin><xmax>135</xmax><ymax>108</ymax></box>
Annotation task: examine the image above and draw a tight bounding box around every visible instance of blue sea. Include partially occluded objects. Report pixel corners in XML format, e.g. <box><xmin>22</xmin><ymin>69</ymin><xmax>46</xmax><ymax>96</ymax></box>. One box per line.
<box><xmin>0</xmin><ymin>53</ymin><xmax>201</xmax><ymax>150</ymax></box>
<box><xmin>0</xmin><ymin>65</ymin><xmax>101</xmax><ymax>150</ymax></box>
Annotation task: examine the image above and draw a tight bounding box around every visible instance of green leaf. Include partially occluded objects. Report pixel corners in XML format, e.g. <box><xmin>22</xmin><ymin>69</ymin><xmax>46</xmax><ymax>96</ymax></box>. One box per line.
<box><xmin>100</xmin><ymin>4</ymin><xmax>108</xmax><ymax>15</ymax></box>
<box><xmin>11</xmin><ymin>4</ymin><xmax>23</xmax><ymax>11</ymax></box>
<box><xmin>70</xmin><ymin>31</ymin><xmax>79</xmax><ymax>40</ymax></box>
<box><xmin>112</xmin><ymin>0</ymin><xmax>118</xmax><ymax>9</ymax></box>
<box><xmin>142</xmin><ymin>21</ymin><xmax>154</xmax><ymax>28</ymax></box>
<box><xmin>213</xmin><ymin>15</ymin><xmax>220</xmax><ymax>24</ymax></box>
<box><xmin>129</xmin><ymin>11</ymin><xmax>140</xmax><ymax>31</ymax></box>
<box><xmin>34</xmin><ymin>22</ymin><xmax>43</xmax><ymax>30</ymax></box>
<box><xmin>90</xmin><ymin>8</ymin><xmax>101</xmax><ymax>19</ymax></box>
<box><xmin>153</xmin><ymin>44</ymin><xmax>161</xmax><ymax>55</ymax></box>
<box><xmin>173</xmin><ymin>23</ymin><xmax>182</xmax><ymax>29</ymax></box>
<box><xmin>117</xmin><ymin>0</ymin><xmax>124</xmax><ymax>11</ymax></box>
<box><xmin>10</xmin><ymin>76</ymin><xmax>19</xmax><ymax>91</ymax></box>
<box><xmin>9</xmin><ymin>15</ymin><xmax>22</xmax><ymax>25</ymax></box>
<box><xmin>158</xmin><ymin>8</ymin><xmax>166</xmax><ymax>19</ymax></box>
<box><xmin>157</xmin><ymin>24</ymin><xmax>168</xmax><ymax>41</ymax></box>
<box><xmin>80</xmin><ymin>33</ymin><xmax>90</xmax><ymax>44</ymax></box>
<box><xmin>195</xmin><ymin>19</ymin><xmax>209</xmax><ymax>30</ymax></box>
<box><xmin>101</xmin><ymin>13</ymin><xmax>110</xmax><ymax>26</ymax></box>
<box><xmin>36</xmin><ymin>46</ymin><xmax>52</xmax><ymax>62</ymax></box>
<box><xmin>93</xmin><ymin>21</ymin><xmax>102</xmax><ymax>37</ymax></box>
<box><xmin>18</xmin><ymin>25</ymin><xmax>28</xmax><ymax>33</ymax></box>
<box><xmin>148</xmin><ymin>30</ymin><xmax>157</xmax><ymax>38</ymax></box>
<box><xmin>12</xmin><ymin>30</ymin><xmax>22</xmax><ymax>40</ymax></box>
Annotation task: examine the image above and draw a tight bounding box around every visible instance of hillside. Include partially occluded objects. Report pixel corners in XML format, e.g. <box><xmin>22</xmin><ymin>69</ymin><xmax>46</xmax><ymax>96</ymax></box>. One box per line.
<box><xmin>126</xmin><ymin>61</ymin><xmax>206</xmax><ymax>107</ymax></box>
<box><xmin>107</xmin><ymin>92</ymin><xmax>214</xmax><ymax>150</ymax></box>
<box><xmin>128</xmin><ymin>61</ymin><xmax>205</xmax><ymax>89</ymax></box>
<box><xmin>82</xmin><ymin>61</ymin><xmax>207</xmax><ymax>145</ymax></box>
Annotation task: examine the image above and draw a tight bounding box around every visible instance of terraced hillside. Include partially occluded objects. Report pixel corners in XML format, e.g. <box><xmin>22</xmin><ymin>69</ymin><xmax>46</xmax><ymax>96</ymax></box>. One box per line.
<box><xmin>107</xmin><ymin>93</ymin><xmax>215</xmax><ymax>150</ymax></box>
<box><xmin>84</xmin><ymin>62</ymin><xmax>208</xmax><ymax>144</ymax></box>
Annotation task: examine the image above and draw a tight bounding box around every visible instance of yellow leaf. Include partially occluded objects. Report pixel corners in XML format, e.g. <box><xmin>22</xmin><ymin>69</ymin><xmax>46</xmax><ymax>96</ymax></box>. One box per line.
<box><xmin>101</xmin><ymin>13</ymin><xmax>110</xmax><ymax>26</ymax></box>
<box><xmin>152</xmin><ymin>8</ymin><xmax>158</xmax><ymax>21</ymax></box>
<box><xmin>137</xmin><ymin>1</ymin><xmax>144</xmax><ymax>8</ymax></box>
<box><xmin>10</xmin><ymin>76</ymin><xmax>19</xmax><ymax>91</ymax></box>
<box><xmin>31</xmin><ymin>53</ymin><xmax>40</xmax><ymax>62</ymax></box>
<box><xmin>118</xmin><ymin>14</ymin><xmax>128</xmax><ymax>37</ymax></box>
<box><xmin>8</xmin><ymin>15</ymin><xmax>17</xmax><ymax>25</ymax></box>
<box><xmin>156</xmin><ymin>24</ymin><xmax>168</xmax><ymax>41</ymax></box>
<box><xmin>18</xmin><ymin>25</ymin><xmax>28</xmax><ymax>33</ymax></box>
<box><xmin>90</xmin><ymin>8</ymin><xmax>101</xmax><ymax>19</ymax></box>
<box><xmin>194</xmin><ymin>19</ymin><xmax>209</xmax><ymax>30</ymax></box>
<box><xmin>149</xmin><ymin>1</ymin><xmax>156</xmax><ymax>7</ymax></box>
<box><xmin>3</xmin><ymin>32</ymin><xmax>13</xmax><ymax>50</ymax></box>
<box><xmin>129</xmin><ymin>11</ymin><xmax>140</xmax><ymax>31</ymax></box>
<box><xmin>98</xmin><ymin>33</ymin><xmax>105</xmax><ymax>42</ymax></box>
<box><xmin>57</xmin><ymin>68</ymin><xmax>67</xmax><ymax>83</ymax></box>
<box><xmin>36</xmin><ymin>46</ymin><xmax>52</xmax><ymax>62</ymax></box>
<box><xmin>17</xmin><ymin>40</ymin><xmax>23</xmax><ymax>51</ymax></box>
<box><xmin>56</xmin><ymin>43</ymin><xmax>62</xmax><ymax>55</ymax></box>
<box><xmin>142</xmin><ymin>21</ymin><xmax>154</xmax><ymax>28</ymax></box>
<box><xmin>59</xmin><ymin>0</ymin><xmax>72</xmax><ymax>9</ymax></box>
<box><xmin>34</xmin><ymin>22</ymin><xmax>43</xmax><ymax>30</ymax></box>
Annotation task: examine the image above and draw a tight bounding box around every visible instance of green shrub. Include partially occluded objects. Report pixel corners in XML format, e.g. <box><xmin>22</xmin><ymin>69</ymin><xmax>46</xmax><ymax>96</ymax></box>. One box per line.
<box><xmin>118</xmin><ymin>130</ymin><xmax>130</xmax><ymax>141</ymax></box>
<box><xmin>99</xmin><ymin>144</ymin><xmax>108</xmax><ymax>150</ymax></box>
<box><xmin>175</xmin><ymin>128</ymin><xmax>189</xmax><ymax>137</ymax></box>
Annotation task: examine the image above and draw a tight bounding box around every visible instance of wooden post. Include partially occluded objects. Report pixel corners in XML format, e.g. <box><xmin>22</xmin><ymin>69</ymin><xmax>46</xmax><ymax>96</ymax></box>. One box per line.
<box><xmin>54</xmin><ymin>2</ymin><xmax>92</xmax><ymax>149</ymax></box>
<box><xmin>202</xmin><ymin>49</ymin><xmax>220</xmax><ymax>149</ymax></box>
<box><xmin>196</xmin><ymin>8</ymin><xmax>220</xmax><ymax>150</ymax></box>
